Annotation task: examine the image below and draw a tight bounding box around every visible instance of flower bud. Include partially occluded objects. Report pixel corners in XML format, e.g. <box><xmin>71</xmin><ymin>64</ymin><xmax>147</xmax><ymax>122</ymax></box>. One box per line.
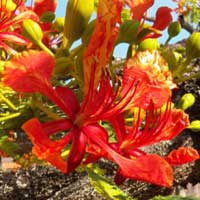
<box><xmin>167</xmin><ymin>21</ymin><xmax>181</xmax><ymax>38</ymax></box>
<box><xmin>22</xmin><ymin>19</ymin><xmax>43</xmax><ymax>45</ymax></box>
<box><xmin>178</xmin><ymin>93</ymin><xmax>195</xmax><ymax>111</ymax></box>
<box><xmin>186</xmin><ymin>32</ymin><xmax>200</xmax><ymax>61</ymax></box>
<box><xmin>64</xmin><ymin>0</ymin><xmax>94</xmax><ymax>46</ymax></box>
<box><xmin>189</xmin><ymin>120</ymin><xmax>200</xmax><ymax>132</ymax></box>
<box><xmin>138</xmin><ymin>38</ymin><xmax>160</xmax><ymax>51</ymax></box>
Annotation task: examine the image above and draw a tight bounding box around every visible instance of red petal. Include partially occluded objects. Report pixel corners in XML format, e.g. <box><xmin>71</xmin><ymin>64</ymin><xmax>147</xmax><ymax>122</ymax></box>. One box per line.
<box><xmin>0</xmin><ymin>32</ymin><xmax>29</xmax><ymax>44</ymax></box>
<box><xmin>125</xmin><ymin>0</ymin><xmax>154</xmax><ymax>21</ymax></box>
<box><xmin>165</xmin><ymin>147</ymin><xmax>199</xmax><ymax>166</ymax></box>
<box><xmin>42</xmin><ymin>119</ymin><xmax>73</xmax><ymax>136</ymax></box>
<box><xmin>121</xmin><ymin>51</ymin><xmax>176</xmax><ymax>109</ymax></box>
<box><xmin>66</xmin><ymin>129</ymin><xmax>86</xmax><ymax>173</ymax></box>
<box><xmin>83</xmin><ymin>125</ymin><xmax>173</xmax><ymax>187</ymax></box>
<box><xmin>153</xmin><ymin>7</ymin><xmax>172</xmax><ymax>31</ymax></box>
<box><xmin>22</xmin><ymin>118</ymin><xmax>73</xmax><ymax>173</ymax></box>
<box><xmin>122</xmin><ymin>107</ymin><xmax>189</xmax><ymax>149</ymax></box>
<box><xmin>54</xmin><ymin>86</ymin><xmax>80</xmax><ymax>119</ymax></box>
<box><xmin>34</xmin><ymin>0</ymin><xmax>57</xmax><ymax>16</ymax></box>
<box><xmin>2</xmin><ymin>50</ymin><xmax>54</xmax><ymax>94</ymax></box>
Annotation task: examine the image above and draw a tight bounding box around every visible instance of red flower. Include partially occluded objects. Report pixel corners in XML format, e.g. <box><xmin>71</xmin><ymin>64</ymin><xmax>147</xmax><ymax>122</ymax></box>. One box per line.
<box><xmin>2</xmin><ymin>0</ymin><xmax>199</xmax><ymax>188</ymax></box>
<box><xmin>0</xmin><ymin>0</ymin><xmax>38</xmax><ymax>53</ymax></box>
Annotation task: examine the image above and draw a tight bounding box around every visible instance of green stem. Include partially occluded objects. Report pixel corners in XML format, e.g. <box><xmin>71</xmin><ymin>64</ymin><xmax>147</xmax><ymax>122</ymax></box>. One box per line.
<box><xmin>0</xmin><ymin>92</ymin><xmax>16</xmax><ymax>111</ymax></box>
<box><xmin>38</xmin><ymin>42</ymin><xmax>54</xmax><ymax>57</ymax></box>
<box><xmin>164</xmin><ymin>36</ymin><xmax>172</xmax><ymax>46</ymax></box>
<box><xmin>0</xmin><ymin>112</ymin><xmax>21</xmax><ymax>122</ymax></box>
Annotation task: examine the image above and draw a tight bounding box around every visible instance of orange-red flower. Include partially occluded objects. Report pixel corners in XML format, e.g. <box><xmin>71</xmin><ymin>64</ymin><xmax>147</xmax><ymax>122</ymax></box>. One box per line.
<box><xmin>2</xmin><ymin>0</ymin><xmax>199</xmax><ymax>188</ymax></box>
<box><xmin>0</xmin><ymin>0</ymin><xmax>38</xmax><ymax>53</ymax></box>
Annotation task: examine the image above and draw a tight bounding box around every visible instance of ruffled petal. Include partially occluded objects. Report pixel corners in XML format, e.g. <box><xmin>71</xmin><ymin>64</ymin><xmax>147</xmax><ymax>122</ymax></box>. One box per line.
<box><xmin>2</xmin><ymin>50</ymin><xmax>54</xmax><ymax>95</ymax></box>
<box><xmin>165</xmin><ymin>147</ymin><xmax>199</xmax><ymax>166</ymax></box>
<box><xmin>122</xmin><ymin>50</ymin><xmax>176</xmax><ymax>109</ymax></box>
<box><xmin>22</xmin><ymin>118</ymin><xmax>73</xmax><ymax>173</ymax></box>
<box><xmin>83</xmin><ymin>125</ymin><xmax>173</xmax><ymax>187</ymax></box>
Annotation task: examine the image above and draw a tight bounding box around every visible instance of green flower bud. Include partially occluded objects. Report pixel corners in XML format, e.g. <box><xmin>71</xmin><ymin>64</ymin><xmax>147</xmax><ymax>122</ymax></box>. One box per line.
<box><xmin>64</xmin><ymin>0</ymin><xmax>94</xmax><ymax>47</ymax></box>
<box><xmin>178</xmin><ymin>93</ymin><xmax>195</xmax><ymax>111</ymax></box>
<box><xmin>40</xmin><ymin>11</ymin><xmax>55</xmax><ymax>23</ymax></box>
<box><xmin>168</xmin><ymin>21</ymin><xmax>181</xmax><ymax>38</ymax></box>
<box><xmin>186</xmin><ymin>32</ymin><xmax>200</xmax><ymax>61</ymax></box>
<box><xmin>138</xmin><ymin>38</ymin><xmax>160</xmax><ymax>51</ymax></box>
<box><xmin>189</xmin><ymin>120</ymin><xmax>200</xmax><ymax>132</ymax></box>
<box><xmin>117</xmin><ymin>20</ymin><xmax>140</xmax><ymax>44</ymax></box>
<box><xmin>22</xmin><ymin>19</ymin><xmax>43</xmax><ymax>45</ymax></box>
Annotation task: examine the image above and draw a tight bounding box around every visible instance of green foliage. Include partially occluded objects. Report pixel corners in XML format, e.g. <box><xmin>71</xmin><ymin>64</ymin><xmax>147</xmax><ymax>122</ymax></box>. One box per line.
<box><xmin>151</xmin><ymin>195</ymin><xmax>200</xmax><ymax>200</ymax></box>
<box><xmin>86</xmin><ymin>164</ymin><xmax>134</xmax><ymax>200</ymax></box>
<box><xmin>0</xmin><ymin>133</ymin><xmax>18</xmax><ymax>158</ymax></box>
<box><xmin>183</xmin><ymin>0</ymin><xmax>200</xmax><ymax>25</ymax></box>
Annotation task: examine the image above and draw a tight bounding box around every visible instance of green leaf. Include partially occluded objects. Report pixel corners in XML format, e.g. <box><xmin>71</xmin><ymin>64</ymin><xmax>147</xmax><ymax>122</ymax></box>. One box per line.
<box><xmin>86</xmin><ymin>165</ymin><xmax>134</xmax><ymax>200</ymax></box>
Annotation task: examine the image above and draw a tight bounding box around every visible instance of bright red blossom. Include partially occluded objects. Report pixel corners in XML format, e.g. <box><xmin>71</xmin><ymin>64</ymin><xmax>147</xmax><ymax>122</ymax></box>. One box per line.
<box><xmin>2</xmin><ymin>0</ymin><xmax>199</xmax><ymax>188</ymax></box>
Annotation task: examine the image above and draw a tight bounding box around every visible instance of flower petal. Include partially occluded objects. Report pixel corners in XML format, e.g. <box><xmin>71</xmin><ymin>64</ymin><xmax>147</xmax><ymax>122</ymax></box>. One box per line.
<box><xmin>34</xmin><ymin>0</ymin><xmax>57</xmax><ymax>16</ymax></box>
<box><xmin>22</xmin><ymin>118</ymin><xmax>73</xmax><ymax>173</ymax></box>
<box><xmin>54</xmin><ymin>86</ymin><xmax>80</xmax><ymax>119</ymax></box>
<box><xmin>153</xmin><ymin>7</ymin><xmax>172</xmax><ymax>31</ymax></box>
<box><xmin>0</xmin><ymin>32</ymin><xmax>29</xmax><ymax>44</ymax></box>
<box><xmin>125</xmin><ymin>0</ymin><xmax>154</xmax><ymax>21</ymax></box>
<box><xmin>83</xmin><ymin>0</ymin><xmax>122</xmax><ymax>95</ymax></box>
<box><xmin>2</xmin><ymin>50</ymin><xmax>54</xmax><ymax>95</ymax></box>
<box><xmin>66</xmin><ymin>129</ymin><xmax>86</xmax><ymax>173</ymax></box>
<box><xmin>122</xmin><ymin>106</ymin><xmax>189</xmax><ymax>150</ymax></box>
<box><xmin>42</xmin><ymin>119</ymin><xmax>73</xmax><ymax>136</ymax></box>
<box><xmin>165</xmin><ymin>147</ymin><xmax>199</xmax><ymax>166</ymax></box>
<box><xmin>122</xmin><ymin>50</ymin><xmax>176</xmax><ymax>109</ymax></box>
<box><xmin>83</xmin><ymin>125</ymin><xmax>173</xmax><ymax>187</ymax></box>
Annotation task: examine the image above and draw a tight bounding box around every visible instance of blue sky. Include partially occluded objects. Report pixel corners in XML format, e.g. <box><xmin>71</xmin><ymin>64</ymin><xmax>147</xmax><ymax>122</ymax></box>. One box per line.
<box><xmin>55</xmin><ymin>0</ymin><xmax>189</xmax><ymax>57</ymax></box>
